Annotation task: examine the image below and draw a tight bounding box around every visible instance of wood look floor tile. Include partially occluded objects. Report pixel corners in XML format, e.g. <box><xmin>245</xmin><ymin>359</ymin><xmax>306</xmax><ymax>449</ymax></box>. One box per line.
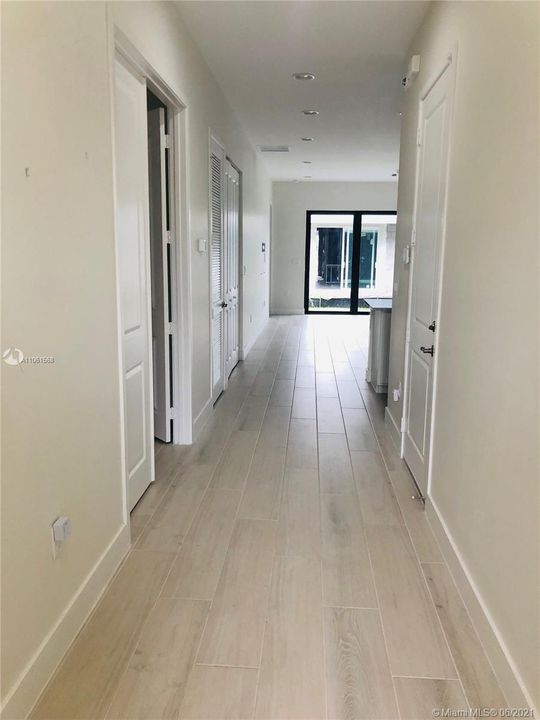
<box><xmin>250</xmin><ymin>371</ymin><xmax>276</xmax><ymax>397</ymax></box>
<box><xmin>282</xmin><ymin>466</ymin><xmax>319</xmax><ymax>494</ymax></box>
<box><xmin>276</xmin><ymin>360</ymin><xmax>297</xmax><ymax>380</ymax></box>
<box><xmin>394</xmin><ymin>677</ymin><xmax>468</xmax><ymax>719</ymax></box>
<box><xmin>295</xmin><ymin>365</ymin><xmax>315</xmax><ymax>389</ymax></box>
<box><xmin>238</xmin><ymin>443</ymin><xmax>286</xmax><ymax>520</ymax></box>
<box><xmin>277</xmin><ymin>480</ymin><xmax>321</xmax><ymax>560</ymax></box>
<box><xmin>196</xmin><ymin>519</ymin><xmax>276</xmax><ymax>667</ymax></box>
<box><xmin>316</xmin><ymin>372</ymin><xmax>338</xmax><ymax>397</ymax></box>
<box><xmin>269</xmin><ymin>378</ymin><xmax>294</xmax><ymax>407</ymax></box>
<box><xmin>291</xmin><ymin>387</ymin><xmax>316</xmax><ymax>419</ymax></box>
<box><xmin>210</xmin><ymin>431</ymin><xmax>258</xmax><ymax>490</ymax></box>
<box><xmin>321</xmin><ymin>492</ymin><xmax>377</xmax><ymax>608</ymax></box>
<box><xmin>233</xmin><ymin>395</ymin><xmax>269</xmax><ymax>432</ymax></box>
<box><xmin>32</xmin><ymin>551</ymin><xmax>174</xmax><ymax>720</ymax></box>
<box><xmin>324</xmin><ymin>607</ymin><xmax>398</xmax><ymax>720</ymax></box>
<box><xmin>106</xmin><ymin>598</ymin><xmax>209</xmax><ymax>720</ymax></box>
<box><xmin>255</xmin><ymin>554</ymin><xmax>325</xmax><ymax>719</ymax></box>
<box><xmin>136</xmin><ymin>465</ymin><xmax>213</xmax><ymax>552</ymax></box>
<box><xmin>351</xmin><ymin>451</ymin><xmax>404</xmax><ymax>526</ymax></box>
<box><xmin>332</xmin><ymin>361</ymin><xmax>355</xmax><ymax>381</ymax></box>
<box><xmin>318</xmin><ymin>434</ymin><xmax>355</xmax><ymax>493</ymax></box>
<box><xmin>162</xmin><ymin>489</ymin><xmax>241</xmax><ymax>599</ymax></box>
<box><xmin>258</xmin><ymin>405</ymin><xmax>291</xmax><ymax>447</ymax></box>
<box><xmin>342</xmin><ymin>408</ymin><xmax>379</xmax><ymax>451</ymax></box>
<box><xmin>422</xmin><ymin>562</ymin><xmax>507</xmax><ymax>709</ymax></box>
<box><xmin>366</xmin><ymin>525</ymin><xmax>457</xmax><ymax>678</ymax></box>
<box><xmin>180</xmin><ymin>666</ymin><xmax>258</xmax><ymax>720</ymax></box>
<box><xmin>337</xmin><ymin>380</ymin><xmax>365</xmax><ymax>409</ymax></box>
<box><xmin>317</xmin><ymin>396</ymin><xmax>345</xmax><ymax>433</ymax></box>
<box><xmin>286</xmin><ymin>419</ymin><xmax>318</xmax><ymax>470</ymax></box>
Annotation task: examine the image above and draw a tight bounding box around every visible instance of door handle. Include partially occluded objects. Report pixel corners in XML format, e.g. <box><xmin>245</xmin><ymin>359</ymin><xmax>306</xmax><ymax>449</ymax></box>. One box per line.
<box><xmin>221</xmin><ymin>301</ymin><xmax>228</xmax><ymax>308</ymax></box>
<box><xmin>420</xmin><ymin>345</ymin><xmax>434</xmax><ymax>356</ymax></box>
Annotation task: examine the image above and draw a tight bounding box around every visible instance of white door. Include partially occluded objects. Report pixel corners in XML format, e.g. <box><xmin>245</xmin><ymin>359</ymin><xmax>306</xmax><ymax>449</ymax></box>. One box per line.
<box><xmin>210</xmin><ymin>137</ymin><xmax>226</xmax><ymax>400</ymax></box>
<box><xmin>224</xmin><ymin>159</ymin><xmax>240</xmax><ymax>377</ymax></box>
<box><xmin>114</xmin><ymin>59</ymin><xmax>154</xmax><ymax>510</ymax></box>
<box><xmin>148</xmin><ymin>107</ymin><xmax>171</xmax><ymax>442</ymax></box>
<box><xmin>404</xmin><ymin>62</ymin><xmax>453</xmax><ymax>496</ymax></box>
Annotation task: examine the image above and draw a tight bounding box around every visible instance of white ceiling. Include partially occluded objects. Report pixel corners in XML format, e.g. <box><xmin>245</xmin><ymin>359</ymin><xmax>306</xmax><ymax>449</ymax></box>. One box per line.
<box><xmin>176</xmin><ymin>1</ymin><xmax>430</xmax><ymax>182</ymax></box>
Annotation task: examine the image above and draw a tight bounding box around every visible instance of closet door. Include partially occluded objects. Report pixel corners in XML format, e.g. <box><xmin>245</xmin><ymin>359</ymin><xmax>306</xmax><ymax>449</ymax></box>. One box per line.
<box><xmin>210</xmin><ymin>137</ymin><xmax>225</xmax><ymax>400</ymax></box>
<box><xmin>114</xmin><ymin>59</ymin><xmax>154</xmax><ymax>509</ymax></box>
<box><xmin>224</xmin><ymin>159</ymin><xmax>240</xmax><ymax>378</ymax></box>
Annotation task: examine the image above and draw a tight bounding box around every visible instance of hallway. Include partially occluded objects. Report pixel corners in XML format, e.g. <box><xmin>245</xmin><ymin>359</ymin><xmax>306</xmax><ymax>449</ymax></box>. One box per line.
<box><xmin>33</xmin><ymin>316</ymin><xmax>505</xmax><ymax>720</ymax></box>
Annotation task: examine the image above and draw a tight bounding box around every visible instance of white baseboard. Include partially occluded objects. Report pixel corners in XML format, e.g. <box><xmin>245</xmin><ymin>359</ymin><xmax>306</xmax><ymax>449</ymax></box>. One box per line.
<box><xmin>270</xmin><ymin>307</ymin><xmax>304</xmax><ymax>316</ymax></box>
<box><xmin>1</xmin><ymin>523</ymin><xmax>131</xmax><ymax>720</ymax></box>
<box><xmin>192</xmin><ymin>396</ymin><xmax>212</xmax><ymax>442</ymax></box>
<box><xmin>426</xmin><ymin>497</ymin><xmax>537</xmax><ymax>714</ymax></box>
<box><xmin>384</xmin><ymin>405</ymin><xmax>402</xmax><ymax>454</ymax></box>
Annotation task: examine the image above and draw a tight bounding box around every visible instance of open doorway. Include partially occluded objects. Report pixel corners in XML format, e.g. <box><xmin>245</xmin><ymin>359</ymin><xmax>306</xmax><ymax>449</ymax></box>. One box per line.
<box><xmin>147</xmin><ymin>89</ymin><xmax>174</xmax><ymax>445</ymax></box>
<box><xmin>114</xmin><ymin>48</ymin><xmax>190</xmax><ymax>514</ymax></box>
<box><xmin>304</xmin><ymin>210</ymin><xmax>396</xmax><ymax>314</ymax></box>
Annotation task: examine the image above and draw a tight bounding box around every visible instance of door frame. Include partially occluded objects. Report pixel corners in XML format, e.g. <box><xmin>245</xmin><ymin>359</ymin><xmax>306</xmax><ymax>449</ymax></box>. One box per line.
<box><xmin>304</xmin><ymin>210</ymin><xmax>397</xmax><ymax>315</ymax></box>
<box><xmin>225</xmin><ymin>155</ymin><xmax>243</xmax><ymax>370</ymax></box>
<box><xmin>110</xmin><ymin>28</ymin><xmax>194</xmax><ymax>521</ymax></box>
<box><xmin>208</xmin><ymin>131</ymin><xmax>227</xmax><ymax>401</ymax></box>
<box><xmin>400</xmin><ymin>47</ymin><xmax>458</xmax><ymax>498</ymax></box>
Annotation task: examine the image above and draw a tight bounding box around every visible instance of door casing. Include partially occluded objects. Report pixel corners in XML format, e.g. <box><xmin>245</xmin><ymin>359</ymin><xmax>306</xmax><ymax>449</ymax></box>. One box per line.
<box><xmin>401</xmin><ymin>48</ymin><xmax>458</xmax><ymax>498</ymax></box>
<box><xmin>111</xmin><ymin>28</ymin><xmax>193</xmax><ymax>524</ymax></box>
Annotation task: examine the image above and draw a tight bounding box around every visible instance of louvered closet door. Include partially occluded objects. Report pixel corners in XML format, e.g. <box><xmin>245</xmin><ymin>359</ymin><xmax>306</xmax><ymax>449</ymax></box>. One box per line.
<box><xmin>224</xmin><ymin>160</ymin><xmax>240</xmax><ymax>378</ymax></box>
<box><xmin>210</xmin><ymin>137</ymin><xmax>225</xmax><ymax>400</ymax></box>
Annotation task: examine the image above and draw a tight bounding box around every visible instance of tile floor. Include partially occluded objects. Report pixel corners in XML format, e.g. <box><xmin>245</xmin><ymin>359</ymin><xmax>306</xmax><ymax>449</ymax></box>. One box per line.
<box><xmin>32</xmin><ymin>315</ymin><xmax>506</xmax><ymax>720</ymax></box>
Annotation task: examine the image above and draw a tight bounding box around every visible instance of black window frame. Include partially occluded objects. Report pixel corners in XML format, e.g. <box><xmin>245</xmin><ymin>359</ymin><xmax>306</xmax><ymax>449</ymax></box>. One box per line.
<box><xmin>303</xmin><ymin>209</ymin><xmax>397</xmax><ymax>315</ymax></box>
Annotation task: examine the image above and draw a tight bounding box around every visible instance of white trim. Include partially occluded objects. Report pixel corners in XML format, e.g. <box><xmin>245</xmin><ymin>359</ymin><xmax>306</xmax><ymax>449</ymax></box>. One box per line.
<box><xmin>1</xmin><ymin>525</ymin><xmax>131</xmax><ymax>720</ymax></box>
<box><xmin>401</xmin><ymin>46</ymin><xmax>458</xmax><ymax>492</ymax></box>
<box><xmin>426</xmin><ymin>498</ymin><xmax>537</xmax><ymax>714</ymax></box>
<box><xmin>192</xmin><ymin>396</ymin><xmax>213</xmax><ymax>442</ymax></box>
<box><xmin>113</xmin><ymin>27</ymin><xmax>193</xmax><ymax>445</ymax></box>
<box><xmin>384</xmin><ymin>406</ymin><xmax>402</xmax><ymax>453</ymax></box>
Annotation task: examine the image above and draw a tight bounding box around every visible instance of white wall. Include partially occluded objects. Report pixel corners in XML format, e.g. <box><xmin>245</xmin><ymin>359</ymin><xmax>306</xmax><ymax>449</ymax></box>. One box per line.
<box><xmin>271</xmin><ymin>181</ymin><xmax>397</xmax><ymax>314</ymax></box>
<box><xmin>387</xmin><ymin>1</ymin><xmax>539</xmax><ymax>710</ymax></box>
<box><xmin>0</xmin><ymin>2</ymin><xmax>271</xmax><ymax>716</ymax></box>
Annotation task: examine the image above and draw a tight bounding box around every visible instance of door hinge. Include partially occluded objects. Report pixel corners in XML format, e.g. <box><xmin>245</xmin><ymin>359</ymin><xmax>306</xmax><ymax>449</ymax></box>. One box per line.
<box><xmin>416</xmin><ymin>126</ymin><xmax>422</xmax><ymax>146</ymax></box>
<box><xmin>400</xmin><ymin>416</ymin><xmax>407</xmax><ymax>433</ymax></box>
<box><xmin>168</xmin><ymin>322</ymin><xmax>175</xmax><ymax>335</ymax></box>
<box><xmin>165</xmin><ymin>230</ymin><xmax>172</xmax><ymax>244</ymax></box>
<box><xmin>164</xmin><ymin>134</ymin><xmax>171</xmax><ymax>149</ymax></box>
<box><xmin>411</xmin><ymin>228</ymin><xmax>416</xmax><ymax>247</ymax></box>
<box><xmin>168</xmin><ymin>407</ymin><xmax>175</xmax><ymax>421</ymax></box>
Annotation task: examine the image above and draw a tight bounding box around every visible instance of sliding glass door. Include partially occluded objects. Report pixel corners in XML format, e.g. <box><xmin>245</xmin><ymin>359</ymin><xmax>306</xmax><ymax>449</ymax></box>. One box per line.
<box><xmin>304</xmin><ymin>210</ymin><xmax>397</xmax><ymax>314</ymax></box>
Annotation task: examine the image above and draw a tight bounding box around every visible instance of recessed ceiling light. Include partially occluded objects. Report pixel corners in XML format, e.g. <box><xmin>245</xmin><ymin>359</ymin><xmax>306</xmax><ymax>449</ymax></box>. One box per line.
<box><xmin>301</xmin><ymin>137</ymin><xmax>314</xmax><ymax>142</ymax></box>
<box><xmin>293</xmin><ymin>72</ymin><xmax>315</xmax><ymax>80</ymax></box>
<box><xmin>304</xmin><ymin>175</ymin><xmax>312</xmax><ymax>179</ymax></box>
<box><xmin>302</xmin><ymin>109</ymin><xmax>319</xmax><ymax>116</ymax></box>
<box><xmin>302</xmin><ymin>160</ymin><xmax>312</xmax><ymax>164</ymax></box>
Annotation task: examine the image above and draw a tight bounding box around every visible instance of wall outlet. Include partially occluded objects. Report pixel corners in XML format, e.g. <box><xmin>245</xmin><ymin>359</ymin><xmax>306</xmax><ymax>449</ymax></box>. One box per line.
<box><xmin>51</xmin><ymin>516</ymin><xmax>71</xmax><ymax>559</ymax></box>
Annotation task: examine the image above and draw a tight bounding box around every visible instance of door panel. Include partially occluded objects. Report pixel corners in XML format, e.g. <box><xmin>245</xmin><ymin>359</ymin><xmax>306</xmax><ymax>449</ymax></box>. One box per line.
<box><xmin>210</xmin><ymin>138</ymin><xmax>225</xmax><ymax>400</ymax></box>
<box><xmin>404</xmin><ymin>63</ymin><xmax>453</xmax><ymax>495</ymax></box>
<box><xmin>224</xmin><ymin>160</ymin><xmax>240</xmax><ymax>377</ymax></box>
<box><xmin>147</xmin><ymin>107</ymin><xmax>171</xmax><ymax>442</ymax></box>
<box><xmin>114</xmin><ymin>59</ymin><xmax>154</xmax><ymax>510</ymax></box>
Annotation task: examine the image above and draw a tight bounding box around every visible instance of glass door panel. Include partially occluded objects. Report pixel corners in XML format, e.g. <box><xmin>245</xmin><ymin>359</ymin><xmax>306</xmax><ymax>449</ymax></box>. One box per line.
<box><xmin>356</xmin><ymin>214</ymin><xmax>397</xmax><ymax>311</ymax></box>
<box><xmin>307</xmin><ymin>213</ymin><xmax>354</xmax><ymax>312</ymax></box>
